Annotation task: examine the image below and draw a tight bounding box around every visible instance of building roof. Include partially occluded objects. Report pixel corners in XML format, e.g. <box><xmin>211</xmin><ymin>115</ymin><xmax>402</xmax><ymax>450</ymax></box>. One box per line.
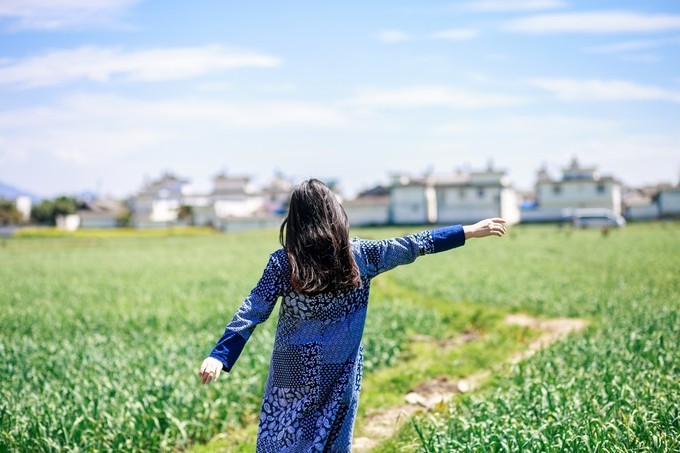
<box><xmin>77</xmin><ymin>199</ymin><xmax>125</xmax><ymax>218</ymax></box>
<box><xmin>535</xmin><ymin>158</ymin><xmax>620</xmax><ymax>185</ymax></box>
<box><xmin>213</xmin><ymin>172</ymin><xmax>250</xmax><ymax>183</ymax></box>
<box><xmin>357</xmin><ymin>185</ymin><xmax>390</xmax><ymax>198</ymax></box>
<box><xmin>343</xmin><ymin>195</ymin><xmax>390</xmax><ymax>207</ymax></box>
<box><xmin>391</xmin><ymin>164</ymin><xmax>510</xmax><ymax>189</ymax></box>
<box><xmin>135</xmin><ymin>172</ymin><xmax>189</xmax><ymax>197</ymax></box>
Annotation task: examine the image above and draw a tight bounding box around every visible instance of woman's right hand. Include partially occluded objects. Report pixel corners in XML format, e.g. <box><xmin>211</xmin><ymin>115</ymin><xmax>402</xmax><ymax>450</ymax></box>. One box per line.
<box><xmin>463</xmin><ymin>218</ymin><xmax>507</xmax><ymax>239</ymax></box>
<box><xmin>198</xmin><ymin>357</ymin><xmax>224</xmax><ymax>384</ymax></box>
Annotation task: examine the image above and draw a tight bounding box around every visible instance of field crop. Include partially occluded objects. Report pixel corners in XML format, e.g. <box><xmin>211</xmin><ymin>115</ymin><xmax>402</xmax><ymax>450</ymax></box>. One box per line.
<box><xmin>381</xmin><ymin>223</ymin><xmax>679</xmax><ymax>452</ymax></box>
<box><xmin>1</xmin><ymin>228</ymin><xmax>487</xmax><ymax>451</ymax></box>
<box><xmin>1</xmin><ymin>223</ymin><xmax>678</xmax><ymax>452</ymax></box>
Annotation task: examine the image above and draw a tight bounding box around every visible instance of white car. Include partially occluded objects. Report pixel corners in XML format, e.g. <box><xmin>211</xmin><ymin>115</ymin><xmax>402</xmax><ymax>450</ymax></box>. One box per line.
<box><xmin>572</xmin><ymin>210</ymin><xmax>626</xmax><ymax>228</ymax></box>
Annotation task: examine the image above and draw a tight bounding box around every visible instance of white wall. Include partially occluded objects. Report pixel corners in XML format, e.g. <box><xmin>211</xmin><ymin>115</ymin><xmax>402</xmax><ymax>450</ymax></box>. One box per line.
<box><xmin>214</xmin><ymin>195</ymin><xmax>264</xmax><ymax>218</ymax></box>
<box><xmin>344</xmin><ymin>203</ymin><xmax>390</xmax><ymax>226</ymax></box>
<box><xmin>437</xmin><ymin>207</ymin><xmax>499</xmax><ymax>224</ymax></box>
<box><xmin>15</xmin><ymin>196</ymin><xmax>31</xmax><ymax>221</ymax></box>
<box><xmin>56</xmin><ymin>214</ymin><xmax>80</xmax><ymax>231</ymax></box>
<box><xmin>435</xmin><ymin>186</ymin><xmax>517</xmax><ymax>224</ymax></box>
<box><xmin>500</xmin><ymin>188</ymin><xmax>520</xmax><ymax>224</ymax></box>
<box><xmin>391</xmin><ymin>186</ymin><xmax>428</xmax><ymax>224</ymax></box>
<box><xmin>79</xmin><ymin>217</ymin><xmax>118</xmax><ymax>228</ymax></box>
<box><xmin>520</xmin><ymin>208</ymin><xmax>568</xmax><ymax>223</ymax></box>
<box><xmin>538</xmin><ymin>180</ymin><xmax>620</xmax><ymax>214</ymax></box>
<box><xmin>659</xmin><ymin>190</ymin><xmax>680</xmax><ymax>216</ymax></box>
<box><xmin>151</xmin><ymin>199</ymin><xmax>180</xmax><ymax>222</ymax></box>
<box><xmin>626</xmin><ymin>204</ymin><xmax>659</xmax><ymax>220</ymax></box>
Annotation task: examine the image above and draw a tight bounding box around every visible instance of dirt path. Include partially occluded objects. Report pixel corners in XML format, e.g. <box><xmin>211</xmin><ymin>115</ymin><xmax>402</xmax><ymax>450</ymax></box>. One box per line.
<box><xmin>351</xmin><ymin>314</ymin><xmax>588</xmax><ymax>452</ymax></box>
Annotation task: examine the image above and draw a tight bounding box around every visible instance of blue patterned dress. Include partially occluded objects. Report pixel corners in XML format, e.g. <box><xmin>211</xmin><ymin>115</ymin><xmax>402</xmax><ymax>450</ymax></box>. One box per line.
<box><xmin>209</xmin><ymin>225</ymin><xmax>466</xmax><ymax>452</ymax></box>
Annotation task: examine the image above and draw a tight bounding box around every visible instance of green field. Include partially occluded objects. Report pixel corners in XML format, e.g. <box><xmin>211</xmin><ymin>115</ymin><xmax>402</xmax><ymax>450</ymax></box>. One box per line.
<box><xmin>1</xmin><ymin>223</ymin><xmax>678</xmax><ymax>451</ymax></box>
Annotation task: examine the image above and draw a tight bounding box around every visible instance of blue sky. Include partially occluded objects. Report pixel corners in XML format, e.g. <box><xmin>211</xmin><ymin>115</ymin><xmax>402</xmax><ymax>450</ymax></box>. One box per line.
<box><xmin>1</xmin><ymin>0</ymin><xmax>679</xmax><ymax>198</ymax></box>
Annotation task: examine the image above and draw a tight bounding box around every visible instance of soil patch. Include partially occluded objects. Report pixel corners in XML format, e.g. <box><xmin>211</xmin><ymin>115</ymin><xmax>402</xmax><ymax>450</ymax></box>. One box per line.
<box><xmin>504</xmin><ymin>314</ymin><xmax>588</xmax><ymax>363</ymax></box>
<box><xmin>352</xmin><ymin>314</ymin><xmax>588</xmax><ymax>452</ymax></box>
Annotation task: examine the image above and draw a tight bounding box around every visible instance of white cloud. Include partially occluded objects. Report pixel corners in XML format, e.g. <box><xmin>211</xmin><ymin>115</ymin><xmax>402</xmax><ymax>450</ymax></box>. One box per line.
<box><xmin>584</xmin><ymin>39</ymin><xmax>663</xmax><ymax>54</ymax></box>
<box><xmin>378</xmin><ymin>28</ymin><xmax>480</xmax><ymax>43</ymax></box>
<box><xmin>0</xmin><ymin>45</ymin><xmax>281</xmax><ymax>89</ymax></box>
<box><xmin>619</xmin><ymin>54</ymin><xmax>660</xmax><ymax>63</ymax></box>
<box><xmin>0</xmin><ymin>0</ymin><xmax>140</xmax><ymax>30</ymax></box>
<box><xmin>430</xmin><ymin>28</ymin><xmax>479</xmax><ymax>40</ymax></box>
<box><xmin>0</xmin><ymin>93</ymin><xmax>348</xmax><ymax>165</ymax></box>
<box><xmin>528</xmin><ymin>78</ymin><xmax>680</xmax><ymax>102</ymax></box>
<box><xmin>506</xmin><ymin>11</ymin><xmax>680</xmax><ymax>34</ymax></box>
<box><xmin>377</xmin><ymin>30</ymin><xmax>411</xmax><ymax>43</ymax></box>
<box><xmin>462</xmin><ymin>0</ymin><xmax>567</xmax><ymax>12</ymax></box>
<box><xmin>346</xmin><ymin>86</ymin><xmax>528</xmax><ymax>109</ymax></box>
<box><xmin>583</xmin><ymin>37</ymin><xmax>680</xmax><ymax>53</ymax></box>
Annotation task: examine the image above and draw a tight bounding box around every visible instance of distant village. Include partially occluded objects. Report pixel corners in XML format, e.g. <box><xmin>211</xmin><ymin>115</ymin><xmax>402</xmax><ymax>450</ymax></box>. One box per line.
<box><xmin>3</xmin><ymin>157</ymin><xmax>680</xmax><ymax>232</ymax></box>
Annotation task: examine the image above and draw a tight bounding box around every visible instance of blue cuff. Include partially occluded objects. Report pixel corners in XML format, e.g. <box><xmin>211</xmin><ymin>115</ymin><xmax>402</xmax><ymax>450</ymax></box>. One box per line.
<box><xmin>431</xmin><ymin>224</ymin><xmax>466</xmax><ymax>253</ymax></box>
<box><xmin>209</xmin><ymin>331</ymin><xmax>247</xmax><ymax>372</ymax></box>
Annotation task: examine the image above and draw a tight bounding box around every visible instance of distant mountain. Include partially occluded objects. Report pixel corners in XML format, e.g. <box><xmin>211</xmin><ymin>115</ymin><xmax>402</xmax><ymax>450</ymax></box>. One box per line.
<box><xmin>0</xmin><ymin>181</ymin><xmax>42</xmax><ymax>202</ymax></box>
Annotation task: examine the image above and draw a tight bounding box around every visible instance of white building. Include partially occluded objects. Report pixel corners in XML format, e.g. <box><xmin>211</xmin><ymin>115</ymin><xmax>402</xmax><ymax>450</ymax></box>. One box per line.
<box><xmin>529</xmin><ymin>158</ymin><xmax>622</xmax><ymax>221</ymax></box>
<box><xmin>623</xmin><ymin>189</ymin><xmax>659</xmax><ymax>220</ymax></box>
<box><xmin>128</xmin><ymin>172</ymin><xmax>188</xmax><ymax>228</ymax></box>
<box><xmin>435</xmin><ymin>167</ymin><xmax>520</xmax><ymax>225</ymax></box>
<box><xmin>390</xmin><ymin>175</ymin><xmax>435</xmax><ymax>225</ymax></box>
<box><xmin>15</xmin><ymin>196</ymin><xmax>31</xmax><ymax>222</ymax></box>
<box><xmin>78</xmin><ymin>199</ymin><xmax>126</xmax><ymax>228</ymax></box>
<box><xmin>657</xmin><ymin>187</ymin><xmax>680</xmax><ymax>218</ymax></box>
<box><xmin>55</xmin><ymin>214</ymin><xmax>80</xmax><ymax>231</ymax></box>
<box><xmin>126</xmin><ymin>171</ymin><xmax>293</xmax><ymax>230</ymax></box>
<box><xmin>211</xmin><ymin>172</ymin><xmax>265</xmax><ymax>219</ymax></box>
<box><xmin>343</xmin><ymin>186</ymin><xmax>391</xmax><ymax>226</ymax></box>
<box><xmin>389</xmin><ymin>164</ymin><xmax>519</xmax><ymax>225</ymax></box>
<box><xmin>261</xmin><ymin>172</ymin><xmax>293</xmax><ymax>216</ymax></box>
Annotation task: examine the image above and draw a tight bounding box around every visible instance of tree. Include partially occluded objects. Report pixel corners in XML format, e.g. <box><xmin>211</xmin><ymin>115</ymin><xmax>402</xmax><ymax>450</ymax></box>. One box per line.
<box><xmin>116</xmin><ymin>207</ymin><xmax>131</xmax><ymax>227</ymax></box>
<box><xmin>31</xmin><ymin>199</ymin><xmax>54</xmax><ymax>224</ymax></box>
<box><xmin>0</xmin><ymin>199</ymin><xmax>23</xmax><ymax>226</ymax></box>
<box><xmin>177</xmin><ymin>204</ymin><xmax>193</xmax><ymax>223</ymax></box>
<box><xmin>30</xmin><ymin>196</ymin><xmax>78</xmax><ymax>225</ymax></box>
<box><xmin>53</xmin><ymin>196</ymin><xmax>77</xmax><ymax>217</ymax></box>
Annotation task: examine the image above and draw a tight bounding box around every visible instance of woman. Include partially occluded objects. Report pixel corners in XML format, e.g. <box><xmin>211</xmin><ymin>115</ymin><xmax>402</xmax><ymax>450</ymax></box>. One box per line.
<box><xmin>198</xmin><ymin>178</ymin><xmax>506</xmax><ymax>452</ymax></box>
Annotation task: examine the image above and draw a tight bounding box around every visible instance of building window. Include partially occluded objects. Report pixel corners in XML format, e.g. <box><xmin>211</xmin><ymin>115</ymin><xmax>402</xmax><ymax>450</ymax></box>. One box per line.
<box><xmin>477</xmin><ymin>188</ymin><xmax>485</xmax><ymax>198</ymax></box>
<box><xmin>596</xmin><ymin>184</ymin><xmax>605</xmax><ymax>194</ymax></box>
<box><xmin>553</xmin><ymin>185</ymin><xmax>561</xmax><ymax>195</ymax></box>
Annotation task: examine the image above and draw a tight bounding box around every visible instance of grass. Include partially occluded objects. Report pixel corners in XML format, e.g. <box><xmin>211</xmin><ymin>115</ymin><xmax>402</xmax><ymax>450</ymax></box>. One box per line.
<box><xmin>11</xmin><ymin>226</ymin><xmax>217</xmax><ymax>238</ymax></box>
<box><xmin>0</xmin><ymin>223</ymin><xmax>677</xmax><ymax>451</ymax></box>
<box><xmin>355</xmin><ymin>279</ymin><xmax>537</xmax><ymax>415</ymax></box>
<box><xmin>378</xmin><ymin>222</ymin><xmax>680</xmax><ymax>452</ymax></box>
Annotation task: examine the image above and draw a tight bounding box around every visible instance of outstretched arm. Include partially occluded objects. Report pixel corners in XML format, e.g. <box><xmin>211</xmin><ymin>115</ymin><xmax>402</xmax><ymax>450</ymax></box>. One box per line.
<box><xmin>198</xmin><ymin>252</ymin><xmax>284</xmax><ymax>384</ymax></box>
<box><xmin>361</xmin><ymin>218</ymin><xmax>507</xmax><ymax>278</ymax></box>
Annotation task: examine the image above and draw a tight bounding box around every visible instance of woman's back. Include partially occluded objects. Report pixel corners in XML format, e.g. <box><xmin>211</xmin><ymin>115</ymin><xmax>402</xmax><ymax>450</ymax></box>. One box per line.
<box><xmin>198</xmin><ymin>178</ymin><xmax>506</xmax><ymax>452</ymax></box>
<box><xmin>243</xmin><ymin>231</ymin><xmax>460</xmax><ymax>451</ymax></box>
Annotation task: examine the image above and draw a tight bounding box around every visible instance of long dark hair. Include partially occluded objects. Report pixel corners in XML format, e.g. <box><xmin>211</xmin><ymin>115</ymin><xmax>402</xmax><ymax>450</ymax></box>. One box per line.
<box><xmin>279</xmin><ymin>179</ymin><xmax>361</xmax><ymax>295</ymax></box>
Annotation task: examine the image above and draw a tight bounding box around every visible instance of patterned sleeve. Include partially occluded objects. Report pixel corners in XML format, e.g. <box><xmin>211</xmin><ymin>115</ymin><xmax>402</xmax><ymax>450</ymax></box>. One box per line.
<box><xmin>209</xmin><ymin>252</ymin><xmax>284</xmax><ymax>372</ymax></box>
<box><xmin>360</xmin><ymin>224</ymin><xmax>466</xmax><ymax>278</ymax></box>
